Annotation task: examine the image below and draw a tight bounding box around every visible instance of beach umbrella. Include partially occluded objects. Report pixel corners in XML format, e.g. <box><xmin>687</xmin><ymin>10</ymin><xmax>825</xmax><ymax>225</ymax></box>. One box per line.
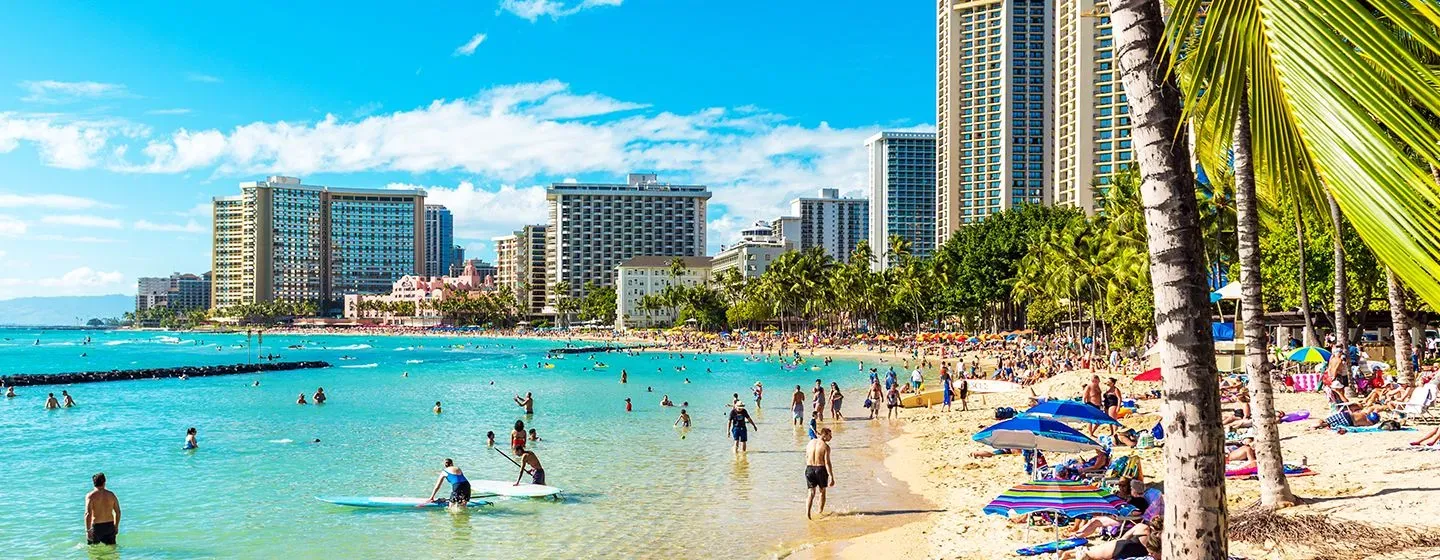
<box><xmin>1024</xmin><ymin>399</ymin><xmax>1121</xmax><ymax>426</ymax></box>
<box><xmin>1134</xmin><ymin>367</ymin><xmax>1162</xmax><ymax>382</ymax></box>
<box><xmin>973</xmin><ymin>415</ymin><xmax>1104</xmax><ymax>453</ymax></box>
<box><xmin>983</xmin><ymin>480</ymin><xmax>1136</xmax><ymax>518</ymax></box>
<box><xmin>1285</xmin><ymin>346</ymin><xmax>1332</xmax><ymax>363</ymax></box>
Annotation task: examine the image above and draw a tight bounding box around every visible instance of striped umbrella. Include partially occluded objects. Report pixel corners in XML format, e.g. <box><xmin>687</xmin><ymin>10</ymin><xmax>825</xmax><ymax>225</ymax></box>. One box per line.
<box><xmin>1285</xmin><ymin>346</ymin><xmax>1332</xmax><ymax>363</ymax></box>
<box><xmin>983</xmin><ymin>480</ymin><xmax>1136</xmax><ymax>518</ymax></box>
<box><xmin>973</xmin><ymin>415</ymin><xmax>1104</xmax><ymax>453</ymax></box>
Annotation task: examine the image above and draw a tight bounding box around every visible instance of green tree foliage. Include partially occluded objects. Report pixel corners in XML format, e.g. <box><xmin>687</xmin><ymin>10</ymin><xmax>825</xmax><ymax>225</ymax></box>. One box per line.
<box><xmin>579</xmin><ymin>281</ymin><xmax>617</xmax><ymax>324</ymax></box>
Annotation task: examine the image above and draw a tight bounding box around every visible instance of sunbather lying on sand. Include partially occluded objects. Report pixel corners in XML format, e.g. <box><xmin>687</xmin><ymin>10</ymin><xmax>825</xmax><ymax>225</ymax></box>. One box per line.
<box><xmin>1311</xmin><ymin>405</ymin><xmax>1382</xmax><ymax>430</ymax></box>
<box><xmin>1059</xmin><ymin>531</ymin><xmax>1161</xmax><ymax>560</ymax></box>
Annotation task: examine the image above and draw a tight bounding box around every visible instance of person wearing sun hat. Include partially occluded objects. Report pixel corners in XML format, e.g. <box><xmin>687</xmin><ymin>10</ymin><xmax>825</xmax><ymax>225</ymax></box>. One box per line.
<box><xmin>727</xmin><ymin>400</ymin><xmax>758</xmax><ymax>453</ymax></box>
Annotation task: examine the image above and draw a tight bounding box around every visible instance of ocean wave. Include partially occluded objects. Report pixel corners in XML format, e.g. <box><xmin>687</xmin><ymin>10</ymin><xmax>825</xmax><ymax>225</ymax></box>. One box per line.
<box><xmin>322</xmin><ymin>344</ymin><xmax>372</xmax><ymax>351</ymax></box>
<box><xmin>268</xmin><ymin>439</ymin><xmax>295</xmax><ymax>444</ymax></box>
<box><xmin>156</xmin><ymin>336</ymin><xmax>182</xmax><ymax>343</ymax></box>
<box><xmin>404</xmin><ymin>359</ymin><xmax>424</xmax><ymax>364</ymax></box>
<box><xmin>393</xmin><ymin>346</ymin><xmax>415</xmax><ymax>351</ymax></box>
<box><xmin>340</xmin><ymin>363</ymin><xmax>378</xmax><ymax>369</ymax></box>
<box><xmin>103</xmin><ymin>340</ymin><xmax>136</xmax><ymax>346</ymax></box>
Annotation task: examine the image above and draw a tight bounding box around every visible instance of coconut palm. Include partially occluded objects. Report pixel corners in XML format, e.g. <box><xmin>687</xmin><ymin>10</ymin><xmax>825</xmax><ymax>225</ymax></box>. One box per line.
<box><xmin>1113</xmin><ymin>1</ymin><xmax>1228</xmax><ymax>557</ymax></box>
<box><xmin>1388</xmin><ymin>268</ymin><xmax>1417</xmax><ymax>386</ymax></box>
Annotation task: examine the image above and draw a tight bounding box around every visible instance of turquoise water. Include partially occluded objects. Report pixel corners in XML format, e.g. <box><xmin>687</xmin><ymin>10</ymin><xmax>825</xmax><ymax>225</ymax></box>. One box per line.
<box><xmin>0</xmin><ymin>329</ymin><xmax>921</xmax><ymax>559</ymax></box>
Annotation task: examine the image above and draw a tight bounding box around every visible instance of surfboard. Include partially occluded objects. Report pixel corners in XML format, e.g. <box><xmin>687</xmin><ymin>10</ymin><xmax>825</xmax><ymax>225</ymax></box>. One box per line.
<box><xmin>468</xmin><ymin>480</ymin><xmax>561</xmax><ymax>498</ymax></box>
<box><xmin>315</xmin><ymin>496</ymin><xmax>491</xmax><ymax>508</ymax></box>
<box><xmin>899</xmin><ymin>380</ymin><xmax>1022</xmax><ymax>408</ymax></box>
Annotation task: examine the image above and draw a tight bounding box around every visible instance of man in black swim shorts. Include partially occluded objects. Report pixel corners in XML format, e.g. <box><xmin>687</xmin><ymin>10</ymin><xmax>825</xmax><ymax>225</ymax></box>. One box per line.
<box><xmin>804</xmin><ymin>428</ymin><xmax>834</xmax><ymax>520</ymax></box>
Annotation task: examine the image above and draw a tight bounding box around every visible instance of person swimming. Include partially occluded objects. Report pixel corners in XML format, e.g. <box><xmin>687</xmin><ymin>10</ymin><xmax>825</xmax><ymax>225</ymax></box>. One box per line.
<box><xmin>313</xmin><ymin>387</ymin><xmax>326</xmax><ymax>404</ymax></box>
<box><xmin>184</xmin><ymin>427</ymin><xmax>198</xmax><ymax>450</ymax></box>
<box><xmin>426</xmin><ymin>458</ymin><xmax>471</xmax><ymax>506</ymax></box>
<box><xmin>661</xmin><ymin>394</ymin><xmax>675</xmax><ymax>407</ymax></box>
<box><xmin>486</xmin><ymin>431</ymin><xmax>496</xmax><ymax>447</ymax></box>
<box><xmin>528</xmin><ymin>428</ymin><xmax>541</xmax><ymax>442</ymax></box>
<box><xmin>5</xmin><ymin>386</ymin><xmax>15</xmax><ymax>398</ymax></box>
<box><xmin>297</xmin><ymin>393</ymin><xmax>308</xmax><ymax>405</ymax></box>
<box><xmin>434</xmin><ymin>401</ymin><xmax>442</xmax><ymax>414</ymax></box>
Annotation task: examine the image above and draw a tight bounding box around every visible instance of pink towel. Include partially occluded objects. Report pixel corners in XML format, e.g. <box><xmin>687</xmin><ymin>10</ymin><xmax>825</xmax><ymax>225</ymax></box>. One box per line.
<box><xmin>1292</xmin><ymin>373</ymin><xmax>1321</xmax><ymax>393</ymax></box>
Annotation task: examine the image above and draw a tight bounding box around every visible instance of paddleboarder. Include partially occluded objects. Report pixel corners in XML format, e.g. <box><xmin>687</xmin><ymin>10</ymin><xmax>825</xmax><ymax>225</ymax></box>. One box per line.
<box><xmin>425</xmin><ymin>458</ymin><xmax>472</xmax><ymax>507</ymax></box>
<box><xmin>514</xmin><ymin>445</ymin><xmax>545</xmax><ymax>486</ymax></box>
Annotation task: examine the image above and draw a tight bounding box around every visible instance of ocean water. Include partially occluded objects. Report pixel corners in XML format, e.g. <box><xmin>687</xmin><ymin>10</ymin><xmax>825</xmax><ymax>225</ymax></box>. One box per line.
<box><xmin>0</xmin><ymin>329</ymin><xmax>923</xmax><ymax>559</ymax></box>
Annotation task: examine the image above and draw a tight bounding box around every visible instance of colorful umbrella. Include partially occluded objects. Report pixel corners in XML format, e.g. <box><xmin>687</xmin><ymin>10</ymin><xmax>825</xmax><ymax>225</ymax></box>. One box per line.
<box><xmin>1024</xmin><ymin>400</ymin><xmax>1121</xmax><ymax>426</ymax></box>
<box><xmin>983</xmin><ymin>480</ymin><xmax>1137</xmax><ymax>518</ymax></box>
<box><xmin>973</xmin><ymin>415</ymin><xmax>1104</xmax><ymax>453</ymax></box>
<box><xmin>1134</xmin><ymin>367</ymin><xmax>1162</xmax><ymax>382</ymax></box>
<box><xmin>1286</xmin><ymin>346</ymin><xmax>1332</xmax><ymax>363</ymax></box>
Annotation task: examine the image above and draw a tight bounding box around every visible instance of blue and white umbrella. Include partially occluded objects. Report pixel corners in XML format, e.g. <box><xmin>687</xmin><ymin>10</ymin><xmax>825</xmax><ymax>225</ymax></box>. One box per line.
<box><xmin>1025</xmin><ymin>399</ymin><xmax>1121</xmax><ymax>426</ymax></box>
<box><xmin>973</xmin><ymin>415</ymin><xmax>1104</xmax><ymax>453</ymax></box>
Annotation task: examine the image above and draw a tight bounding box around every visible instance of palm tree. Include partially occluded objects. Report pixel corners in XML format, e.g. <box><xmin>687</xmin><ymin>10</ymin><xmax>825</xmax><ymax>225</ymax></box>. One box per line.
<box><xmin>1113</xmin><ymin>1</ymin><xmax>1227</xmax><ymax>557</ymax></box>
<box><xmin>1234</xmin><ymin>98</ymin><xmax>1296</xmax><ymax>507</ymax></box>
<box><xmin>1328</xmin><ymin>194</ymin><xmax>1349</xmax><ymax>347</ymax></box>
<box><xmin>1388</xmin><ymin>268</ymin><xmax>1416</xmax><ymax>386</ymax></box>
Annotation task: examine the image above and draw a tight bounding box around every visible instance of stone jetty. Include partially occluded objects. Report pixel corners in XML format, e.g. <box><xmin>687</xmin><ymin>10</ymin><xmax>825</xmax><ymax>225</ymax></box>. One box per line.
<box><xmin>0</xmin><ymin>361</ymin><xmax>331</xmax><ymax>387</ymax></box>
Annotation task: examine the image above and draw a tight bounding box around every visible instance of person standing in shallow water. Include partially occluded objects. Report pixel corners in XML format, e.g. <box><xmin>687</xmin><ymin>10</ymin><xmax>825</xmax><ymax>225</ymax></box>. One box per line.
<box><xmin>44</xmin><ymin>393</ymin><xmax>59</xmax><ymax>409</ymax></box>
<box><xmin>805</xmin><ymin>428</ymin><xmax>835</xmax><ymax>520</ymax></box>
<box><xmin>84</xmin><ymin>472</ymin><xmax>121</xmax><ymax>546</ymax></box>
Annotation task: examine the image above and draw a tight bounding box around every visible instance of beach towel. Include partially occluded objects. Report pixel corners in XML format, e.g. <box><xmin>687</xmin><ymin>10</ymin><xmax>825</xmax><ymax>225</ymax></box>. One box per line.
<box><xmin>1292</xmin><ymin>373</ymin><xmax>1322</xmax><ymax>393</ymax></box>
<box><xmin>1339</xmin><ymin>425</ymin><xmax>1415</xmax><ymax>433</ymax></box>
<box><xmin>1226</xmin><ymin>463</ymin><xmax>1315</xmax><ymax>479</ymax></box>
<box><xmin>1016</xmin><ymin>538</ymin><xmax>1088</xmax><ymax>556</ymax></box>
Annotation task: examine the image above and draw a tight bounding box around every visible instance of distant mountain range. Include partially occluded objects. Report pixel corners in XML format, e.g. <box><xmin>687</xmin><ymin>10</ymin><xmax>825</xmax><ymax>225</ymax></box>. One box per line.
<box><xmin>0</xmin><ymin>294</ymin><xmax>132</xmax><ymax>326</ymax></box>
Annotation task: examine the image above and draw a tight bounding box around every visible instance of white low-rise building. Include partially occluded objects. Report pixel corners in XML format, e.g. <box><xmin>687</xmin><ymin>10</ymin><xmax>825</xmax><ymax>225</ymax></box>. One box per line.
<box><xmin>711</xmin><ymin>221</ymin><xmax>789</xmax><ymax>279</ymax></box>
<box><xmin>614</xmin><ymin>256</ymin><xmax>712</xmax><ymax>329</ymax></box>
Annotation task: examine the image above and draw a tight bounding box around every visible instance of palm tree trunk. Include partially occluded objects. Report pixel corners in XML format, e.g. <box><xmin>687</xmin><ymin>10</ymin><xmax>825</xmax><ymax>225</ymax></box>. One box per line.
<box><xmin>1388</xmin><ymin>268</ymin><xmax>1416</xmax><ymax>386</ymax></box>
<box><xmin>1113</xmin><ymin>0</ymin><xmax>1228</xmax><ymax>556</ymax></box>
<box><xmin>1328</xmin><ymin>192</ymin><xmax>1348</xmax><ymax>347</ymax></box>
<box><xmin>1234</xmin><ymin>99</ymin><xmax>1295</xmax><ymax>507</ymax></box>
<box><xmin>1295</xmin><ymin>210</ymin><xmax>1318</xmax><ymax>347</ymax></box>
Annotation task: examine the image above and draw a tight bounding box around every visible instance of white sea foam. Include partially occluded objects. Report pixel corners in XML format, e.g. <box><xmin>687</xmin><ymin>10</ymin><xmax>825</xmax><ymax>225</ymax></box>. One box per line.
<box><xmin>341</xmin><ymin>363</ymin><xmax>378</xmax><ymax>369</ymax></box>
<box><xmin>322</xmin><ymin>344</ymin><xmax>371</xmax><ymax>351</ymax></box>
<box><xmin>404</xmin><ymin>359</ymin><xmax>424</xmax><ymax>364</ymax></box>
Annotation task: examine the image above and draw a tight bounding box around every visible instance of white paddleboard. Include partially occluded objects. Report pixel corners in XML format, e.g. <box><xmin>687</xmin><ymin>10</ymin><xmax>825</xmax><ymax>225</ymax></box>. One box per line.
<box><xmin>315</xmin><ymin>496</ymin><xmax>490</xmax><ymax>508</ymax></box>
<box><xmin>469</xmin><ymin>480</ymin><xmax>561</xmax><ymax>498</ymax></box>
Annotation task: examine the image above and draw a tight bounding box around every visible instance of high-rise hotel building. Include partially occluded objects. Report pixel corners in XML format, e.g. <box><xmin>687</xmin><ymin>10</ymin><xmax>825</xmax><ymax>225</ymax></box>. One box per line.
<box><xmin>493</xmin><ymin>224</ymin><xmax>549</xmax><ymax>316</ymax></box>
<box><xmin>937</xmin><ymin>0</ymin><xmax>1053</xmax><ymax>242</ymax></box>
<box><xmin>210</xmin><ymin>176</ymin><xmax>425</xmax><ymax>309</ymax></box>
<box><xmin>545</xmin><ymin>174</ymin><xmax>709</xmax><ymax>305</ymax></box>
<box><xmin>867</xmin><ymin>131</ymin><xmax>937</xmax><ymax>269</ymax></box>
<box><xmin>423</xmin><ymin>205</ymin><xmax>455</xmax><ymax>277</ymax></box>
<box><xmin>784</xmin><ymin>189</ymin><xmax>869</xmax><ymax>263</ymax></box>
<box><xmin>1055</xmin><ymin>0</ymin><xmax>1133</xmax><ymax>213</ymax></box>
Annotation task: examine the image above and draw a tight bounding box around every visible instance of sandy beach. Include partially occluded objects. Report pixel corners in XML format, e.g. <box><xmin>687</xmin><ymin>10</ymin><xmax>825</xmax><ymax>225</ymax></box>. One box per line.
<box><xmin>793</xmin><ymin>367</ymin><xmax>1440</xmax><ymax>560</ymax></box>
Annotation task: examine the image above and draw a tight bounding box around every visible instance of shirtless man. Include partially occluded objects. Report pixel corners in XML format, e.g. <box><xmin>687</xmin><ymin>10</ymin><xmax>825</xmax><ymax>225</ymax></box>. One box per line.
<box><xmin>791</xmin><ymin>385</ymin><xmax>806</xmax><ymax>426</ymax></box>
<box><xmin>805</xmin><ymin>428</ymin><xmax>835</xmax><ymax>520</ymax></box>
<box><xmin>514</xmin><ymin>392</ymin><xmax>535</xmax><ymax>414</ymax></box>
<box><xmin>514</xmin><ymin>445</ymin><xmax>545</xmax><ymax>486</ymax></box>
<box><xmin>1083</xmin><ymin>376</ymin><xmax>1104</xmax><ymax>435</ymax></box>
<box><xmin>84</xmin><ymin>473</ymin><xmax>121</xmax><ymax>546</ymax></box>
<box><xmin>44</xmin><ymin>392</ymin><xmax>59</xmax><ymax>410</ymax></box>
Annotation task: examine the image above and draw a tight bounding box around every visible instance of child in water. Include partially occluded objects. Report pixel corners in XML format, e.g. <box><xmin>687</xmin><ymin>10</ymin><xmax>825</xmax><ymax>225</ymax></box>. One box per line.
<box><xmin>184</xmin><ymin>427</ymin><xmax>198</xmax><ymax>450</ymax></box>
<box><xmin>486</xmin><ymin>431</ymin><xmax>496</xmax><ymax>447</ymax></box>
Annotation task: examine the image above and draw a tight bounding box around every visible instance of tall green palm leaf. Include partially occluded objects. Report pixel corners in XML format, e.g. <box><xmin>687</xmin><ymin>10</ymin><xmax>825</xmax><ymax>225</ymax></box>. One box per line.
<box><xmin>1168</xmin><ymin>0</ymin><xmax>1440</xmax><ymax>310</ymax></box>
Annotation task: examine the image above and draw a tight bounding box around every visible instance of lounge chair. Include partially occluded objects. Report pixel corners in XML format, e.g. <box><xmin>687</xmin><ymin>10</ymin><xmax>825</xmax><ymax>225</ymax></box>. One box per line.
<box><xmin>1400</xmin><ymin>381</ymin><xmax>1440</xmax><ymax>425</ymax></box>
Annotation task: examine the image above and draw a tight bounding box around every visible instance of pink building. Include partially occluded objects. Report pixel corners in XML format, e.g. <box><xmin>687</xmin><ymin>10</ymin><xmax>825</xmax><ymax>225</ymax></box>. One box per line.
<box><xmin>342</xmin><ymin>261</ymin><xmax>494</xmax><ymax>326</ymax></box>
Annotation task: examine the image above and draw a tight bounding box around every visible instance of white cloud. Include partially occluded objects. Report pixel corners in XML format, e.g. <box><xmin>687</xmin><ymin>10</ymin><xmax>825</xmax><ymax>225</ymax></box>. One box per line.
<box><xmin>40</xmin><ymin>214</ymin><xmax>123</xmax><ymax>228</ymax></box>
<box><xmin>176</xmin><ymin>202</ymin><xmax>212</xmax><ymax>219</ymax></box>
<box><xmin>0</xmin><ymin>193</ymin><xmax>108</xmax><ymax>210</ymax></box>
<box><xmin>0</xmin><ymin>113</ymin><xmax>132</xmax><ymax>169</ymax></box>
<box><xmin>146</xmin><ymin>108</ymin><xmax>192</xmax><ymax>115</ymax></box>
<box><xmin>453</xmin><ymin>33</ymin><xmax>487</xmax><ymax>56</ymax></box>
<box><xmin>134</xmin><ymin>219</ymin><xmax>205</xmax><ymax>233</ymax></box>
<box><xmin>0</xmin><ymin>266</ymin><xmax>126</xmax><ymax>299</ymax></box>
<box><xmin>0</xmin><ymin>215</ymin><xmax>26</xmax><ymax>236</ymax></box>
<box><xmin>187</xmin><ymin>73</ymin><xmax>222</xmax><ymax>84</ymax></box>
<box><xmin>19</xmin><ymin>80</ymin><xmax>130</xmax><ymax>103</ymax></box>
<box><xmin>388</xmin><ymin>181</ymin><xmax>549</xmax><ymax>241</ymax></box>
<box><xmin>0</xmin><ymin>250</ymin><xmax>6</xmax><ymax>259</ymax></box>
<box><xmin>500</xmin><ymin>0</ymin><xmax>621</xmax><ymax>21</ymax></box>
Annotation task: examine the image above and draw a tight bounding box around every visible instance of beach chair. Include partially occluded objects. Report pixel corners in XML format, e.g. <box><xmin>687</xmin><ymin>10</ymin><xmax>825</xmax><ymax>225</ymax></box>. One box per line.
<box><xmin>1400</xmin><ymin>382</ymin><xmax>1440</xmax><ymax>425</ymax></box>
<box><xmin>1325</xmin><ymin>386</ymin><xmax>1354</xmax><ymax>413</ymax></box>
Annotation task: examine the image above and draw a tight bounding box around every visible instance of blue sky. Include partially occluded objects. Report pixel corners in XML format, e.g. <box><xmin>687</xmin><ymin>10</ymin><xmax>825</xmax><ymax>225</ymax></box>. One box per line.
<box><xmin>0</xmin><ymin>0</ymin><xmax>933</xmax><ymax>299</ymax></box>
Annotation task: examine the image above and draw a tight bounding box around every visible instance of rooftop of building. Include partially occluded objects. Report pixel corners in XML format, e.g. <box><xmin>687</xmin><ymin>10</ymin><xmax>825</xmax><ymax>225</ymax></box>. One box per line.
<box><xmin>865</xmin><ymin>130</ymin><xmax>938</xmax><ymax>144</ymax></box>
<box><xmin>793</xmin><ymin>188</ymin><xmax>867</xmax><ymax>203</ymax></box>
<box><xmin>547</xmin><ymin>173</ymin><xmax>710</xmax><ymax>197</ymax></box>
<box><xmin>235</xmin><ymin>176</ymin><xmax>425</xmax><ymax>197</ymax></box>
<box><xmin>616</xmin><ymin>256</ymin><xmax>714</xmax><ymax>269</ymax></box>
